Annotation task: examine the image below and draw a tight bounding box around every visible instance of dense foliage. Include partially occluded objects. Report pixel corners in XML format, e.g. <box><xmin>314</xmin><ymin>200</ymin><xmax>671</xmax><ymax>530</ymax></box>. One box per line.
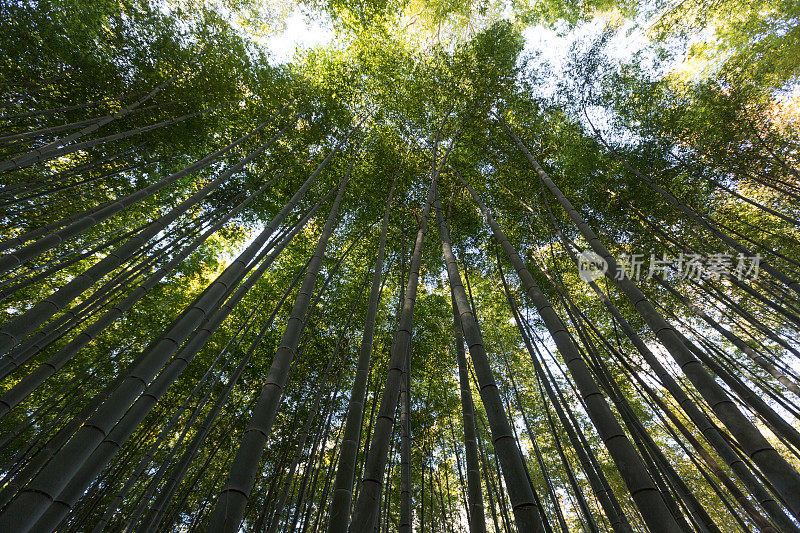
<box><xmin>0</xmin><ymin>0</ymin><xmax>798</xmax><ymax>531</ymax></box>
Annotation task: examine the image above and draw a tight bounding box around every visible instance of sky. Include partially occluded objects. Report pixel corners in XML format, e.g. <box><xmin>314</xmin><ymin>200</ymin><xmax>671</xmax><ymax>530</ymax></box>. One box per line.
<box><xmin>260</xmin><ymin>8</ymin><xmax>335</xmax><ymax>64</ymax></box>
<box><xmin>258</xmin><ymin>8</ymin><xmax>652</xmax><ymax>93</ymax></box>
<box><xmin>260</xmin><ymin>9</ymin><xmax>648</xmax><ymax>67</ymax></box>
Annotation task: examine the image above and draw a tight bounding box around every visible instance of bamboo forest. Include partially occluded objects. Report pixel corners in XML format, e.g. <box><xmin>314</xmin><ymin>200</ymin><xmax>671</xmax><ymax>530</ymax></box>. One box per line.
<box><xmin>1</xmin><ymin>0</ymin><xmax>799</xmax><ymax>530</ymax></box>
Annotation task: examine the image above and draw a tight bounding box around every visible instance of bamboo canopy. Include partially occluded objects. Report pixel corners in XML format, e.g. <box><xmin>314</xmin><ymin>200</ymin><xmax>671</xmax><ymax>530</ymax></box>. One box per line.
<box><xmin>1</xmin><ymin>1</ymin><xmax>799</xmax><ymax>531</ymax></box>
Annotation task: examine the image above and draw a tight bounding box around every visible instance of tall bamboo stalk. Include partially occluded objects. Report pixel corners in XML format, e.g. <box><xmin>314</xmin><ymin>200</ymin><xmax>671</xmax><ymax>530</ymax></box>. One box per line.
<box><xmin>328</xmin><ymin>177</ymin><xmax>396</xmax><ymax>532</ymax></box>
<box><xmin>458</xmin><ymin>171</ymin><xmax>681</xmax><ymax>533</ymax></box>
<box><xmin>497</xmin><ymin>117</ymin><xmax>800</xmax><ymax>520</ymax></box>
<box><xmin>207</xmin><ymin>158</ymin><xmax>352</xmax><ymax>531</ymax></box>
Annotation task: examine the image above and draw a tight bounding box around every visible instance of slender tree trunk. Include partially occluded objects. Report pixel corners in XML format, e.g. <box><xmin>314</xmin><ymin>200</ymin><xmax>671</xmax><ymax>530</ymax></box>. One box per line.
<box><xmin>297</xmin><ymin>384</ymin><xmax>343</xmax><ymax>533</ymax></box>
<box><xmin>1</xmin><ymin>106</ymin><xmax>216</xmax><ymax>174</ymax></box>
<box><xmin>435</xmin><ymin>181</ymin><xmax>546</xmax><ymax>531</ymax></box>
<box><xmin>139</xmin><ymin>313</ymin><xmax>301</xmax><ymax>532</ymax></box>
<box><xmin>0</xmin><ymin>98</ymin><xmax>184</xmax><ymax>148</ymax></box>
<box><xmin>0</xmin><ymin>178</ymin><xmax>277</xmax><ymax>414</ymax></box>
<box><xmin>328</xmin><ymin>177</ymin><xmax>396</xmax><ymax>532</ymax></box>
<box><xmin>0</xmin><ymin>93</ymin><xmax>126</xmax><ymax>123</ymax></box>
<box><xmin>451</xmin><ymin>290</ymin><xmax>487</xmax><ymax>533</ymax></box>
<box><xmin>399</xmin><ymin>329</ymin><xmax>412</xmax><ymax>533</ymax></box>
<box><xmin>270</xmin><ymin>273</ymin><xmax>366</xmax><ymax>531</ymax></box>
<box><xmin>633</xmin><ymin>361</ymin><xmax>777</xmax><ymax>532</ymax></box>
<box><xmin>0</xmin><ymin>125</ymin><xmax>291</xmax><ymax>358</ymax></box>
<box><xmin>0</xmin><ymin>208</ymin><xmax>204</xmax><ymax>371</ymax></box>
<box><xmin>0</xmin><ymin>214</ymin><xmax>153</xmax><ymax>306</ymax></box>
<box><xmin>497</xmin><ymin>118</ymin><xmax>800</xmax><ymax>520</ymax></box>
<box><xmin>207</xmin><ymin>160</ymin><xmax>352</xmax><ymax>532</ymax></box>
<box><xmin>448</xmin><ymin>422</ymin><xmax>471</xmax><ymax>528</ymax></box>
<box><xmin>130</xmin><ymin>260</ymin><xmax>308</xmax><ymax>531</ymax></box>
<box><xmin>354</xmin><ymin>363</ymin><xmax>381</xmax><ymax>523</ymax></box>
<box><xmin>310</xmin><ymin>423</ymin><xmax>342</xmax><ymax>532</ymax></box>
<box><xmin>348</xmin><ymin>128</ymin><xmax>458</xmax><ymax>531</ymax></box>
<box><xmin>0</xmin><ymin>106</ymin><xmax>288</xmax><ymax>273</ymax></box>
<box><xmin>658</xmin><ymin>278</ymin><xmax>800</xmax><ymax>401</ymax></box>
<box><xmin>535</xmin><ymin>180</ymin><xmax>799</xmax><ymax>531</ymax></box>
<box><xmin>583</xmin><ymin>113</ymin><xmax>800</xmax><ymax>295</ymax></box>
<box><xmin>666</xmin><ymin>147</ymin><xmax>800</xmax><ymax>226</ymax></box>
<box><xmin>458</xmin><ymin>171</ymin><xmax>681</xmax><ymax>532</ymax></box>
<box><xmin>0</xmin><ymin>75</ymin><xmax>177</xmax><ymax>172</ymax></box>
<box><xmin>0</xmin><ymin>156</ymin><xmax>173</xmax><ymax>209</ymax></box>
<box><xmin>0</xmin><ymin>137</ymin><xmax>346</xmax><ymax>532</ymax></box>
<box><xmin>0</xmin><ymin>116</ymin><xmax>102</xmax><ymax>145</ymax></box>
<box><xmin>30</xmin><ymin>225</ymin><xmax>296</xmax><ymax>531</ymax></box>
<box><xmin>564</xmin><ymin>301</ymin><xmax>716</xmax><ymax>533</ymax></box>
<box><xmin>89</xmin><ymin>281</ymin><xmax>273</xmax><ymax>533</ymax></box>
<box><xmin>497</xmin><ymin>353</ymin><xmax>568</xmax><ymax>533</ymax></box>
